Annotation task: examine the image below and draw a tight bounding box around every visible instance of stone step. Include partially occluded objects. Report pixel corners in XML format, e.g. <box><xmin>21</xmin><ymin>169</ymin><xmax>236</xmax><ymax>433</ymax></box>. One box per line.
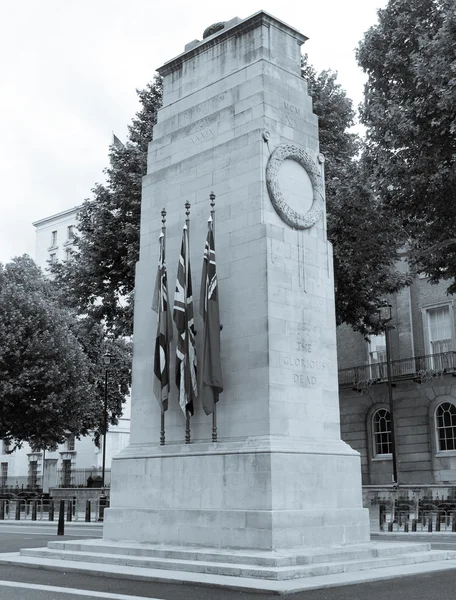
<box><xmin>44</xmin><ymin>539</ymin><xmax>432</xmax><ymax>567</ymax></box>
<box><xmin>19</xmin><ymin>547</ymin><xmax>453</xmax><ymax>580</ymax></box>
<box><xmin>2</xmin><ymin>550</ymin><xmax>456</xmax><ymax>593</ymax></box>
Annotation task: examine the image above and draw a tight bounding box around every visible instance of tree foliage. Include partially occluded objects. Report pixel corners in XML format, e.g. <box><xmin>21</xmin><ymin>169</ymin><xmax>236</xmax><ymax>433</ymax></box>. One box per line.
<box><xmin>302</xmin><ymin>56</ymin><xmax>408</xmax><ymax>332</ymax></box>
<box><xmin>0</xmin><ymin>256</ymin><xmax>131</xmax><ymax>450</ymax></box>
<box><xmin>358</xmin><ymin>0</ymin><xmax>456</xmax><ymax>290</ymax></box>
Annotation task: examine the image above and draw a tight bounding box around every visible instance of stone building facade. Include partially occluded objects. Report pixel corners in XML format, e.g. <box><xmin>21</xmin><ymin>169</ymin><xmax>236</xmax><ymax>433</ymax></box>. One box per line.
<box><xmin>338</xmin><ymin>263</ymin><xmax>456</xmax><ymax>487</ymax></box>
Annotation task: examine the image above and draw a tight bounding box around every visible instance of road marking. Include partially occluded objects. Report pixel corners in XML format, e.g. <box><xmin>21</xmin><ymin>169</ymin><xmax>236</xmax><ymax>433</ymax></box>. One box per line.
<box><xmin>0</xmin><ymin>580</ymin><xmax>163</xmax><ymax>599</ymax></box>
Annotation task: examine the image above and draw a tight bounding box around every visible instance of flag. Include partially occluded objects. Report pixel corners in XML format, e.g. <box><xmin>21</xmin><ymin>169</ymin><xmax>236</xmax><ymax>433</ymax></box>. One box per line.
<box><xmin>152</xmin><ymin>231</ymin><xmax>173</xmax><ymax>411</ymax></box>
<box><xmin>199</xmin><ymin>218</ymin><xmax>223</xmax><ymax>415</ymax></box>
<box><xmin>112</xmin><ymin>133</ymin><xmax>125</xmax><ymax>149</ymax></box>
<box><xmin>173</xmin><ymin>224</ymin><xmax>197</xmax><ymax>417</ymax></box>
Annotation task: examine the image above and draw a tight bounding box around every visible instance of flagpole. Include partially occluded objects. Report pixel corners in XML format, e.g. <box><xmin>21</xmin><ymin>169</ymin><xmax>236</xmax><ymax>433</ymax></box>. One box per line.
<box><xmin>209</xmin><ymin>192</ymin><xmax>219</xmax><ymax>443</ymax></box>
<box><xmin>185</xmin><ymin>201</ymin><xmax>191</xmax><ymax>445</ymax></box>
<box><xmin>160</xmin><ymin>208</ymin><xmax>167</xmax><ymax>446</ymax></box>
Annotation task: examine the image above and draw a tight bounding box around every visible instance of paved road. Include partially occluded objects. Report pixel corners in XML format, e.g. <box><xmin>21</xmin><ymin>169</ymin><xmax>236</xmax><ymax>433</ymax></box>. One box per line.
<box><xmin>1</xmin><ymin>526</ymin><xmax>456</xmax><ymax>599</ymax></box>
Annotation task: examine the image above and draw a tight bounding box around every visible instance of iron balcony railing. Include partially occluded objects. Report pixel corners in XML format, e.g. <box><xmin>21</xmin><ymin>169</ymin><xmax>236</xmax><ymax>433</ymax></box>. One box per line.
<box><xmin>338</xmin><ymin>350</ymin><xmax>456</xmax><ymax>389</ymax></box>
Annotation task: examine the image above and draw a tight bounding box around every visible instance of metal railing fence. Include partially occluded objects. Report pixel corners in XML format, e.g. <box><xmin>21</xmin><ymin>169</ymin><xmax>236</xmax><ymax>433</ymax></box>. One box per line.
<box><xmin>339</xmin><ymin>350</ymin><xmax>456</xmax><ymax>388</ymax></box>
<box><xmin>56</xmin><ymin>468</ymin><xmax>111</xmax><ymax>488</ymax></box>
<box><xmin>379</xmin><ymin>506</ymin><xmax>456</xmax><ymax>533</ymax></box>
<box><xmin>0</xmin><ymin>497</ymin><xmax>109</xmax><ymax>523</ymax></box>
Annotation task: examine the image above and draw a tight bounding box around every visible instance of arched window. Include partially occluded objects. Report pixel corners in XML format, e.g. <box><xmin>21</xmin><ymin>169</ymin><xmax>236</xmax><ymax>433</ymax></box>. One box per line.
<box><xmin>373</xmin><ymin>409</ymin><xmax>392</xmax><ymax>456</ymax></box>
<box><xmin>435</xmin><ymin>402</ymin><xmax>456</xmax><ymax>451</ymax></box>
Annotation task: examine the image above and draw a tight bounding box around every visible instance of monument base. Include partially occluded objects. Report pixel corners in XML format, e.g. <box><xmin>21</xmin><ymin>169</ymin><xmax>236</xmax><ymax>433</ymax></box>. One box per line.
<box><xmin>7</xmin><ymin>539</ymin><xmax>456</xmax><ymax>594</ymax></box>
<box><xmin>103</xmin><ymin>438</ymin><xmax>370</xmax><ymax>549</ymax></box>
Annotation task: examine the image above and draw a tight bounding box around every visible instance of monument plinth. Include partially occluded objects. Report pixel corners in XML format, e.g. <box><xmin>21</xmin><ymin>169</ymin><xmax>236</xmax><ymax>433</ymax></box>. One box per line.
<box><xmin>104</xmin><ymin>10</ymin><xmax>370</xmax><ymax>549</ymax></box>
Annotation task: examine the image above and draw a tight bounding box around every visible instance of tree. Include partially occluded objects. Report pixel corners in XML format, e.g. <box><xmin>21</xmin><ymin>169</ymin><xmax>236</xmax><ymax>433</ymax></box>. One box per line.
<box><xmin>54</xmin><ymin>60</ymin><xmax>407</xmax><ymax>335</ymax></box>
<box><xmin>0</xmin><ymin>256</ymin><xmax>131</xmax><ymax>450</ymax></box>
<box><xmin>68</xmin><ymin>314</ymin><xmax>132</xmax><ymax>447</ymax></box>
<box><xmin>357</xmin><ymin>0</ymin><xmax>456</xmax><ymax>291</ymax></box>
<box><xmin>302</xmin><ymin>56</ymin><xmax>408</xmax><ymax>332</ymax></box>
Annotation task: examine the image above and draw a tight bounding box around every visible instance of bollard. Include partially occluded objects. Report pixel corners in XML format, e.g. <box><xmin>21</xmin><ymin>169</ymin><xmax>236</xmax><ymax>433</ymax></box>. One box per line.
<box><xmin>15</xmin><ymin>501</ymin><xmax>20</xmax><ymax>521</ymax></box>
<box><xmin>388</xmin><ymin>521</ymin><xmax>393</xmax><ymax>532</ymax></box>
<box><xmin>49</xmin><ymin>499</ymin><xmax>54</xmax><ymax>521</ymax></box>
<box><xmin>73</xmin><ymin>496</ymin><xmax>76</xmax><ymax>517</ymax></box>
<box><xmin>428</xmin><ymin>516</ymin><xmax>433</xmax><ymax>532</ymax></box>
<box><xmin>57</xmin><ymin>500</ymin><xmax>65</xmax><ymax>536</ymax></box>
<box><xmin>0</xmin><ymin>501</ymin><xmax>4</xmax><ymax>520</ymax></box>
<box><xmin>98</xmin><ymin>495</ymin><xmax>107</xmax><ymax>522</ymax></box>
<box><xmin>452</xmin><ymin>512</ymin><xmax>456</xmax><ymax>533</ymax></box>
<box><xmin>436</xmin><ymin>513</ymin><xmax>441</xmax><ymax>532</ymax></box>
<box><xmin>85</xmin><ymin>500</ymin><xmax>91</xmax><ymax>523</ymax></box>
<box><xmin>31</xmin><ymin>500</ymin><xmax>37</xmax><ymax>521</ymax></box>
<box><xmin>412</xmin><ymin>519</ymin><xmax>417</xmax><ymax>532</ymax></box>
<box><xmin>404</xmin><ymin>520</ymin><xmax>409</xmax><ymax>532</ymax></box>
<box><xmin>66</xmin><ymin>499</ymin><xmax>72</xmax><ymax>522</ymax></box>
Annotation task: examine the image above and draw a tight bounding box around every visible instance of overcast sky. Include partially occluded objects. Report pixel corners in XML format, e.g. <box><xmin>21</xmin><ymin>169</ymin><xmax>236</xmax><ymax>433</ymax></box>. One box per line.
<box><xmin>0</xmin><ymin>0</ymin><xmax>387</xmax><ymax>264</ymax></box>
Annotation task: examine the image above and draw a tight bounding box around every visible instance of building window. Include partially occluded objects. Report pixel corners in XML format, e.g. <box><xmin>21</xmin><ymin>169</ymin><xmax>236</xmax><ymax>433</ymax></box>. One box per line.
<box><xmin>67</xmin><ymin>225</ymin><xmax>74</xmax><ymax>240</ymax></box>
<box><xmin>2</xmin><ymin>440</ymin><xmax>10</xmax><ymax>454</ymax></box>
<box><xmin>424</xmin><ymin>305</ymin><xmax>453</xmax><ymax>370</ymax></box>
<box><xmin>28</xmin><ymin>461</ymin><xmax>38</xmax><ymax>489</ymax></box>
<box><xmin>66</xmin><ymin>435</ymin><xmax>75</xmax><ymax>451</ymax></box>
<box><xmin>373</xmin><ymin>408</ymin><xmax>392</xmax><ymax>456</ymax></box>
<box><xmin>368</xmin><ymin>334</ymin><xmax>386</xmax><ymax>379</ymax></box>
<box><xmin>435</xmin><ymin>402</ymin><xmax>456</xmax><ymax>452</ymax></box>
<box><xmin>51</xmin><ymin>230</ymin><xmax>57</xmax><ymax>246</ymax></box>
<box><xmin>65</xmin><ymin>248</ymin><xmax>72</xmax><ymax>261</ymax></box>
<box><xmin>427</xmin><ymin>306</ymin><xmax>452</xmax><ymax>354</ymax></box>
<box><xmin>1</xmin><ymin>462</ymin><xmax>7</xmax><ymax>488</ymax></box>
<box><xmin>62</xmin><ymin>459</ymin><xmax>72</xmax><ymax>487</ymax></box>
<box><xmin>49</xmin><ymin>253</ymin><xmax>57</xmax><ymax>264</ymax></box>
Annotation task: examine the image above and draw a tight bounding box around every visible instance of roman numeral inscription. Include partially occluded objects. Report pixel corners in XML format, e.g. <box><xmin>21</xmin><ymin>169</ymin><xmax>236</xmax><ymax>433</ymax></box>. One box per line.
<box><xmin>283</xmin><ymin>101</ymin><xmax>301</xmax><ymax>115</ymax></box>
<box><xmin>190</xmin><ymin>127</ymin><xmax>214</xmax><ymax>144</ymax></box>
<box><xmin>283</xmin><ymin>101</ymin><xmax>302</xmax><ymax>130</ymax></box>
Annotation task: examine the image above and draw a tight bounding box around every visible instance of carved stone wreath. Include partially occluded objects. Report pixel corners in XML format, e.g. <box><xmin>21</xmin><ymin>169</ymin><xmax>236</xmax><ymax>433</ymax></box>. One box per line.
<box><xmin>266</xmin><ymin>144</ymin><xmax>324</xmax><ymax>229</ymax></box>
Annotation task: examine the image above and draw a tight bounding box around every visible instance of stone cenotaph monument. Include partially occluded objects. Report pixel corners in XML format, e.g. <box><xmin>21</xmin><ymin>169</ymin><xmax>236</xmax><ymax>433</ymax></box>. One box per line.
<box><xmin>103</xmin><ymin>10</ymin><xmax>371</xmax><ymax>549</ymax></box>
<box><xmin>9</xmin><ymin>12</ymin><xmax>452</xmax><ymax>590</ymax></box>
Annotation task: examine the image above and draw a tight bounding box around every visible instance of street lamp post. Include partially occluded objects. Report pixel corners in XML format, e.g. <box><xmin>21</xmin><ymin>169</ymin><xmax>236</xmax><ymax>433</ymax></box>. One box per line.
<box><xmin>101</xmin><ymin>352</ymin><xmax>113</xmax><ymax>488</ymax></box>
<box><xmin>377</xmin><ymin>302</ymin><xmax>398</xmax><ymax>486</ymax></box>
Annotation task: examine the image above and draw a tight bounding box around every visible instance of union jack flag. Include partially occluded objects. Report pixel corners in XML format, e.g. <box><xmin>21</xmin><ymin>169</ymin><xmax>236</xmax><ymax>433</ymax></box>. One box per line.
<box><xmin>173</xmin><ymin>224</ymin><xmax>197</xmax><ymax>417</ymax></box>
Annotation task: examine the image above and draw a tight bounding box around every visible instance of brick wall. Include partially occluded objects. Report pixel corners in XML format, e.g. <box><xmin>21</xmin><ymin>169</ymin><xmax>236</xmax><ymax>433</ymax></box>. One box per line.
<box><xmin>336</xmin><ymin>323</ymin><xmax>366</xmax><ymax>370</ymax></box>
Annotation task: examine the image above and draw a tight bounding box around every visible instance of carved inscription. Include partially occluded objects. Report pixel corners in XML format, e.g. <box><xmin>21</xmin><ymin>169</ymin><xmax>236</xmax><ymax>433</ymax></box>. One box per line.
<box><xmin>189</xmin><ymin>114</ymin><xmax>218</xmax><ymax>144</ymax></box>
<box><xmin>283</xmin><ymin>102</ymin><xmax>301</xmax><ymax>129</ymax></box>
<box><xmin>284</xmin><ymin>356</ymin><xmax>326</xmax><ymax>370</ymax></box>
<box><xmin>190</xmin><ymin>127</ymin><xmax>214</xmax><ymax>144</ymax></box>
<box><xmin>296</xmin><ymin>342</ymin><xmax>312</xmax><ymax>352</ymax></box>
<box><xmin>189</xmin><ymin>116</ymin><xmax>212</xmax><ymax>134</ymax></box>
<box><xmin>285</xmin><ymin>114</ymin><xmax>298</xmax><ymax>128</ymax></box>
<box><xmin>293</xmin><ymin>374</ymin><xmax>317</xmax><ymax>385</ymax></box>
<box><xmin>283</xmin><ymin>101</ymin><xmax>301</xmax><ymax>115</ymax></box>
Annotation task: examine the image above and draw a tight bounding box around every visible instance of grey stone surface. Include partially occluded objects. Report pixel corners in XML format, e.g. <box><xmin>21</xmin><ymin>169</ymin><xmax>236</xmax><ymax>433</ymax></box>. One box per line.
<box><xmin>104</xmin><ymin>9</ymin><xmax>370</xmax><ymax>549</ymax></box>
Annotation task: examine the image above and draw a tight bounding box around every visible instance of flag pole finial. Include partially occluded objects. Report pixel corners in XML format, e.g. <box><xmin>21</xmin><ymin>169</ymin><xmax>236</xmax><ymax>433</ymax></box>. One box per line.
<box><xmin>209</xmin><ymin>191</ymin><xmax>216</xmax><ymax>210</ymax></box>
<box><xmin>161</xmin><ymin>208</ymin><xmax>167</xmax><ymax>226</ymax></box>
<box><xmin>185</xmin><ymin>201</ymin><xmax>191</xmax><ymax>219</ymax></box>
